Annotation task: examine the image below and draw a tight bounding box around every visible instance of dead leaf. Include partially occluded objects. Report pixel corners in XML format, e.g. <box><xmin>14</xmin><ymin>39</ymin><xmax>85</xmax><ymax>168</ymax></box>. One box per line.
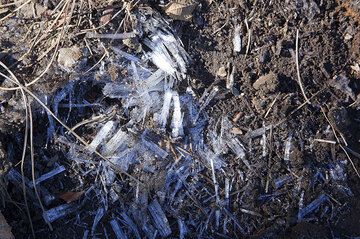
<box><xmin>0</xmin><ymin>211</ymin><xmax>14</xmax><ymax>239</ymax></box>
<box><xmin>164</xmin><ymin>2</ymin><xmax>197</xmax><ymax>21</ymax></box>
<box><xmin>59</xmin><ymin>191</ymin><xmax>84</xmax><ymax>203</ymax></box>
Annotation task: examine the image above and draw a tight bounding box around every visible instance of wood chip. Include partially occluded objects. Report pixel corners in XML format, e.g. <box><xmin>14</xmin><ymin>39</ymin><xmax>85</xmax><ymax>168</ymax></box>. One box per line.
<box><xmin>232</xmin><ymin>112</ymin><xmax>243</xmax><ymax>123</ymax></box>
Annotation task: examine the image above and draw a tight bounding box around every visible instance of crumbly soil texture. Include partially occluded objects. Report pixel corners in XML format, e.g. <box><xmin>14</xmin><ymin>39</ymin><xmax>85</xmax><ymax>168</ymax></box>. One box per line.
<box><xmin>1</xmin><ymin>0</ymin><xmax>360</xmax><ymax>238</ymax></box>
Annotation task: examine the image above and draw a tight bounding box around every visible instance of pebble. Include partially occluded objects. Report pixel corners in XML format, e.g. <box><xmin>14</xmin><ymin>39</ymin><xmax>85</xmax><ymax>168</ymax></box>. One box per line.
<box><xmin>216</xmin><ymin>66</ymin><xmax>227</xmax><ymax>77</ymax></box>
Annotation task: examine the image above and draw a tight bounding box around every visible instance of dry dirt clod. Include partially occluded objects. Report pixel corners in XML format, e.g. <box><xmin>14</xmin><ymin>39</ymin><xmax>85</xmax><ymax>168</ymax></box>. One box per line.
<box><xmin>253</xmin><ymin>72</ymin><xmax>279</xmax><ymax>93</ymax></box>
<box><xmin>57</xmin><ymin>46</ymin><xmax>82</xmax><ymax>70</ymax></box>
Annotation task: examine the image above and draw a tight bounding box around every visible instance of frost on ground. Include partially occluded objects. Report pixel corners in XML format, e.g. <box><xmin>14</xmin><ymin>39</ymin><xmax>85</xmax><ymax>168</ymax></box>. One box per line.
<box><xmin>0</xmin><ymin>3</ymin><xmax>357</xmax><ymax>239</ymax></box>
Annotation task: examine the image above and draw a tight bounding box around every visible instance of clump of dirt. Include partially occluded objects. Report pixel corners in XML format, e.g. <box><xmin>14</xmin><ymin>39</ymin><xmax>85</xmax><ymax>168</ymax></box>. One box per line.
<box><xmin>252</xmin><ymin>72</ymin><xmax>279</xmax><ymax>93</ymax></box>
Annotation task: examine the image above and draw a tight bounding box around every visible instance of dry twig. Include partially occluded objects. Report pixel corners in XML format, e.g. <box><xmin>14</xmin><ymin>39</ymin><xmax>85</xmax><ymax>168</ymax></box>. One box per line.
<box><xmin>295</xmin><ymin>29</ymin><xmax>310</xmax><ymax>104</ymax></box>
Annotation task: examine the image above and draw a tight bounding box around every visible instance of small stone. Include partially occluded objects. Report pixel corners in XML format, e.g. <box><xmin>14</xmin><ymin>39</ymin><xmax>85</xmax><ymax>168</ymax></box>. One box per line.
<box><xmin>216</xmin><ymin>66</ymin><xmax>227</xmax><ymax>77</ymax></box>
<box><xmin>345</xmin><ymin>33</ymin><xmax>353</xmax><ymax>40</ymax></box>
<box><xmin>231</xmin><ymin>127</ymin><xmax>243</xmax><ymax>135</ymax></box>
<box><xmin>57</xmin><ymin>46</ymin><xmax>82</xmax><ymax>70</ymax></box>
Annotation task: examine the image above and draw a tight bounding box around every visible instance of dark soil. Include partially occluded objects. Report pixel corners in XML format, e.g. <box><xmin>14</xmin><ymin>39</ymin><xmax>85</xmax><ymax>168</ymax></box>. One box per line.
<box><xmin>1</xmin><ymin>0</ymin><xmax>360</xmax><ymax>238</ymax></box>
<box><xmin>184</xmin><ymin>0</ymin><xmax>360</xmax><ymax>237</ymax></box>
<box><xmin>181</xmin><ymin>1</ymin><xmax>360</xmax><ymax>237</ymax></box>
